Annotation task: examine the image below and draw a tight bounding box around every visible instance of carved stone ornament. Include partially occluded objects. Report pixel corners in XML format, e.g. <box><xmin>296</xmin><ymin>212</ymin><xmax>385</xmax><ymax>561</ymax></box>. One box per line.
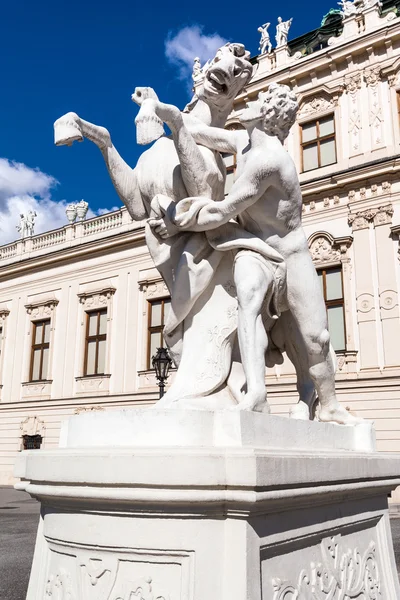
<box><xmin>309</xmin><ymin>233</ymin><xmax>352</xmax><ymax>265</ymax></box>
<box><xmin>309</xmin><ymin>237</ymin><xmax>340</xmax><ymax>264</ymax></box>
<box><xmin>25</xmin><ymin>297</ymin><xmax>59</xmax><ymax>319</ymax></box>
<box><xmin>298</xmin><ymin>96</ymin><xmax>335</xmax><ymax>118</ymax></box>
<box><xmin>348</xmin><ymin>209</ymin><xmax>377</xmax><ymax>231</ymax></box>
<box><xmin>344</xmin><ymin>72</ymin><xmax>362</xmax><ymax>95</ymax></box>
<box><xmin>46</xmin><ymin>568</ymin><xmax>75</xmax><ymax>600</ymax></box>
<box><xmin>20</xmin><ymin>415</ymin><xmax>45</xmax><ymax>436</ymax></box>
<box><xmin>0</xmin><ymin>307</ymin><xmax>10</xmax><ymax>322</ymax></box>
<box><xmin>373</xmin><ymin>204</ymin><xmax>394</xmax><ymax>227</ymax></box>
<box><xmin>364</xmin><ymin>66</ymin><xmax>381</xmax><ymax>87</ymax></box>
<box><xmin>272</xmin><ymin>537</ymin><xmax>381</xmax><ymax>600</ymax></box>
<box><xmin>114</xmin><ymin>576</ymin><xmax>170</xmax><ymax>600</ymax></box>
<box><xmin>357</xmin><ymin>293</ymin><xmax>375</xmax><ymax>314</ymax></box>
<box><xmin>380</xmin><ymin>290</ymin><xmax>398</xmax><ymax>312</ymax></box>
<box><xmin>78</xmin><ymin>286</ymin><xmax>116</xmax><ymax>309</ymax></box>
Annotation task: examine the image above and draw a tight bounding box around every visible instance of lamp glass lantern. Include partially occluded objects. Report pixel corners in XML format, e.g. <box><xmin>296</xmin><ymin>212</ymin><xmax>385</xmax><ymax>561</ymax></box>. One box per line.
<box><xmin>152</xmin><ymin>347</ymin><xmax>172</xmax><ymax>398</ymax></box>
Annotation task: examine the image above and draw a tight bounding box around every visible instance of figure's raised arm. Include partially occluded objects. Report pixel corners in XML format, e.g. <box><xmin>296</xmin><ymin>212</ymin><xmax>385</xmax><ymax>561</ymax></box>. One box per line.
<box><xmin>186</xmin><ymin>120</ymin><xmax>240</xmax><ymax>154</ymax></box>
<box><xmin>173</xmin><ymin>168</ymin><xmax>269</xmax><ymax>232</ymax></box>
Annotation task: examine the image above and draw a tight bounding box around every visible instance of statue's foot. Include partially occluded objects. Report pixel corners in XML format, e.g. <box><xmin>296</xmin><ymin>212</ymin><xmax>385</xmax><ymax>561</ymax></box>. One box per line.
<box><xmin>230</xmin><ymin>392</ymin><xmax>270</xmax><ymax>413</ymax></box>
<box><xmin>318</xmin><ymin>403</ymin><xmax>364</xmax><ymax>425</ymax></box>
<box><xmin>54</xmin><ymin>112</ymin><xmax>83</xmax><ymax>147</ymax></box>
<box><xmin>289</xmin><ymin>401</ymin><xmax>311</xmax><ymax>421</ymax></box>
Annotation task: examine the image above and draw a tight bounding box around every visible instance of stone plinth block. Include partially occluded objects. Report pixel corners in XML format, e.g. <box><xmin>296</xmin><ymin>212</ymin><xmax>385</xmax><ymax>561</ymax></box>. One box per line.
<box><xmin>15</xmin><ymin>410</ymin><xmax>400</xmax><ymax>599</ymax></box>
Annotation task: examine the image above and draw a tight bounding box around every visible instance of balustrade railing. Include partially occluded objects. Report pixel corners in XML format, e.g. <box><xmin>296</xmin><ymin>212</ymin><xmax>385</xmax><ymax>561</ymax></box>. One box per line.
<box><xmin>0</xmin><ymin>209</ymin><xmax>138</xmax><ymax>262</ymax></box>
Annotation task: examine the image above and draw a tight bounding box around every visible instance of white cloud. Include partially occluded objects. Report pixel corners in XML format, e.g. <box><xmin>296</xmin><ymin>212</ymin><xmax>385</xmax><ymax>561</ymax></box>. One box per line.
<box><xmin>0</xmin><ymin>159</ymin><xmax>116</xmax><ymax>245</ymax></box>
<box><xmin>165</xmin><ymin>25</ymin><xmax>227</xmax><ymax>84</ymax></box>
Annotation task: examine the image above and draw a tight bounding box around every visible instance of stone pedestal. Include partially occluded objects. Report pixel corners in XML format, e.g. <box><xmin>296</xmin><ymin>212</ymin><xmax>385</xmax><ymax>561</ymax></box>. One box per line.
<box><xmin>16</xmin><ymin>410</ymin><xmax>400</xmax><ymax>599</ymax></box>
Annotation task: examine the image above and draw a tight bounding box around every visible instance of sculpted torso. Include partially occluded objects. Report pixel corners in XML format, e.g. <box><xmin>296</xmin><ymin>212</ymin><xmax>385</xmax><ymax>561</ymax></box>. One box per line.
<box><xmin>233</xmin><ymin>131</ymin><xmax>305</xmax><ymax>257</ymax></box>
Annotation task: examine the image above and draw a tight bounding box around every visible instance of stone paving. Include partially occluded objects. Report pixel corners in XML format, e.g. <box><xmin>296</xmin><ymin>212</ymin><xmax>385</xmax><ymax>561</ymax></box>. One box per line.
<box><xmin>0</xmin><ymin>487</ymin><xmax>399</xmax><ymax>599</ymax></box>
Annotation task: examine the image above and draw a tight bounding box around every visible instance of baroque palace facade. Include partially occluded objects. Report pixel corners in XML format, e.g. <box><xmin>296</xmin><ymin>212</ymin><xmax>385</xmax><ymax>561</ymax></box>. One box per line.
<box><xmin>1</xmin><ymin>1</ymin><xmax>400</xmax><ymax>488</ymax></box>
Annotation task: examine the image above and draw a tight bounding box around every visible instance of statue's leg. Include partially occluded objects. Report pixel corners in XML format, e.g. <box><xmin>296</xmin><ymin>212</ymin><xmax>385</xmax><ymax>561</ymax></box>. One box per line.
<box><xmin>273</xmin><ymin>311</ymin><xmax>317</xmax><ymax>420</ymax></box>
<box><xmin>285</xmin><ymin>251</ymin><xmax>362</xmax><ymax>425</ymax></box>
<box><xmin>54</xmin><ymin>113</ymin><xmax>147</xmax><ymax>221</ymax></box>
<box><xmin>232</xmin><ymin>254</ymin><xmax>274</xmax><ymax>412</ymax></box>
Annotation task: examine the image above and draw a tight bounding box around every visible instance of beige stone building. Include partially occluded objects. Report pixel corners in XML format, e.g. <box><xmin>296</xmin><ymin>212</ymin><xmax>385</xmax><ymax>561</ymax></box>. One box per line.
<box><xmin>1</xmin><ymin>2</ymin><xmax>400</xmax><ymax>490</ymax></box>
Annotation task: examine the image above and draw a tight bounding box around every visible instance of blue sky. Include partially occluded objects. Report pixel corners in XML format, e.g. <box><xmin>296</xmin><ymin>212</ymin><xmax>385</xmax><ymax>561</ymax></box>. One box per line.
<box><xmin>0</xmin><ymin>0</ymin><xmax>337</xmax><ymax>242</ymax></box>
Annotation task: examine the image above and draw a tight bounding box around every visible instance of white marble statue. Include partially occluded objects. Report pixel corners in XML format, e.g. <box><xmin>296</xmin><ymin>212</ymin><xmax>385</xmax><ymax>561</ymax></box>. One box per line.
<box><xmin>192</xmin><ymin>57</ymin><xmax>202</xmax><ymax>83</ymax></box>
<box><xmin>54</xmin><ymin>43</ymin><xmax>360</xmax><ymax>424</ymax></box>
<box><xmin>54</xmin><ymin>43</ymin><xmax>256</xmax><ymax>409</ymax></box>
<box><xmin>17</xmin><ymin>210</ymin><xmax>37</xmax><ymax>238</ymax></box>
<box><xmin>276</xmin><ymin>16</ymin><xmax>293</xmax><ymax>47</ymax></box>
<box><xmin>143</xmin><ymin>84</ymin><xmax>361</xmax><ymax>425</ymax></box>
<box><xmin>338</xmin><ymin>0</ymin><xmax>381</xmax><ymax>16</ymax></box>
<box><xmin>258</xmin><ymin>22</ymin><xmax>272</xmax><ymax>55</ymax></box>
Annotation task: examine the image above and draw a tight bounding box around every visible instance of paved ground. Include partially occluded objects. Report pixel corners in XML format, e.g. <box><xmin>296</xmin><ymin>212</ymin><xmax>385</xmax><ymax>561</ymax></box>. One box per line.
<box><xmin>1</xmin><ymin>487</ymin><xmax>399</xmax><ymax>599</ymax></box>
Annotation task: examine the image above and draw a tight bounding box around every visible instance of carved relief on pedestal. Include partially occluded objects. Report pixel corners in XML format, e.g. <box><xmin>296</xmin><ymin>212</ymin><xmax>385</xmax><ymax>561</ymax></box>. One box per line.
<box><xmin>344</xmin><ymin>72</ymin><xmax>362</xmax><ymax>155</ymax></box>
<box><xmin>272</xmin><ymin>537</ymin><xmax>381</xmax><ymax>600</ymax></box>
<box><xmin>45</xmin><ymin>569</ymin><xmax>75</xmax><ymax>600</ymax></box>
<box><xmin>114</xmin><ymin>576</ymin><xmax>170</xmax><ymax>600</ymax></box>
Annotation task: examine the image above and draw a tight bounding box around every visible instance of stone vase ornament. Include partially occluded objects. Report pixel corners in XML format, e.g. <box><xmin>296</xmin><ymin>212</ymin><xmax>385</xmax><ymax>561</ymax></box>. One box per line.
<box><xmin>76</xmin><ymin>200</ymin><xmax>88</xmax><ymax>221</ymax></box>
<box><xmin>65</xmin><ymin>203</ymin><xmax>77</xmax><ymax>224</ymax></box>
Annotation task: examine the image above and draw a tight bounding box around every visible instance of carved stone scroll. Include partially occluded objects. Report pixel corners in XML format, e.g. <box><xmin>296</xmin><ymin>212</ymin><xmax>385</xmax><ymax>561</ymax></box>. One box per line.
<box><xmin>272</xmin><ymin>537</ymin><xmax>381</xmax><ymax>600</ymax></box>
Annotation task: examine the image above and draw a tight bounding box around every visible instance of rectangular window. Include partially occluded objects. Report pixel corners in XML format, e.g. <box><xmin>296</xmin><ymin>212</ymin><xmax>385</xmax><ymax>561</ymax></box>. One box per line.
<box><xmin>84</xmin><ymin>309</ymin><xmax>107</xmax><ymax>376</ymax></box>
<box><xmin>318</xmin><ymin>267</ymin><xmax>346</xmax><ymax>352</ymax></box>
<box><xmin>301</xmin><ymin>115</ymin><xmax>337</xmax><ymax>172</ymax></box>
<box><xmin>30</xmin><ymin>320</ymin><xmax>50</xmax><ymax>381</ymax></box>
<box><xmin>147</xmin><ymin>298</ymin><xmax>171</xmax><ymax>368</ymax></box>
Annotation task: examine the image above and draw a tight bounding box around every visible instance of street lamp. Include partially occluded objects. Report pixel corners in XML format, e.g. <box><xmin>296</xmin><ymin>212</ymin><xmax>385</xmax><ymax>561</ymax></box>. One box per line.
<box><xmin>152</xmin><ymin>347</ymin><xmax>173</xmax><ymax>399</ymax></box>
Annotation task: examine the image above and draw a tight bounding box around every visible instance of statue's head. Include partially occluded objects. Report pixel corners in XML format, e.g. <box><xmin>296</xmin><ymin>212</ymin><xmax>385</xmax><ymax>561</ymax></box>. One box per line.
<box><xmin>200</xmin><ymin>43</ymin><xmax>252</xmax><ymax>109</ymax></box>
<box><xmin>278</xmin><ymin>16</ymin><xmax>282</xmax><ymax>23</ymax></box>
<box><xmin>240</xmin><ymin>83</ymin><xmax>299</xmax><ymax>142</ymax></box>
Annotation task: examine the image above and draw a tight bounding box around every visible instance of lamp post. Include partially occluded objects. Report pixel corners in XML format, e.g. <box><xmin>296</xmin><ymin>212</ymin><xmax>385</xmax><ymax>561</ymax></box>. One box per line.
<box><xmin>152</xmin><ymin>347</ymin><xmax>173</xmax><ymax>399</ymax></box>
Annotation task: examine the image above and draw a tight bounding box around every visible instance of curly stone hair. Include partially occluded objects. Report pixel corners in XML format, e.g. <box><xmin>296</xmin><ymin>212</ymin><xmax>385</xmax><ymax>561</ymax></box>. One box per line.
<box><xmin>261</xmin><ymin>83</ymin><xmax>299</xmax><ymax>143</ymax></box>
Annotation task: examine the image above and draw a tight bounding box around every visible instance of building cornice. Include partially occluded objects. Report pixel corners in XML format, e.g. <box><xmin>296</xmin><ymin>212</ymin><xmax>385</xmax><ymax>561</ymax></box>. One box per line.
<box><xmin>0</xmin><ymin>227</ymin><xmax>146</xmax><ymax>282</ymax></box>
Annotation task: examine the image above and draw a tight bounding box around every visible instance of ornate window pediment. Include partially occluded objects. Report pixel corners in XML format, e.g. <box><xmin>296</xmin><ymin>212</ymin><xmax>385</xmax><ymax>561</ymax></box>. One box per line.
<box><xmin>77</xmin><ymin>281</ymin><xmax>116</xmax><ymax>310</ymax></box>
<box><xmin>308</xmin><ymin>232</ymin><xmax>352</xmax><ymax>266</ymax></box>
<box><xmin>297</xmin><ymin>87</ymin><xmax>340</xmax><ymax>122</ymax></box>
<box><xmin>25</xmin><ymin>293</ymin><xmax>59</xmax><ymax>318</ymax></box>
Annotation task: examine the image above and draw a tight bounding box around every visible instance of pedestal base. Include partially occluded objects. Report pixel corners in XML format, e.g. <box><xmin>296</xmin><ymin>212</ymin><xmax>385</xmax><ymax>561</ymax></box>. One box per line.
<box><xmin>15</xmin><ymin>410</ymin><xmax>400</xmax><ymax>599</ymax></box>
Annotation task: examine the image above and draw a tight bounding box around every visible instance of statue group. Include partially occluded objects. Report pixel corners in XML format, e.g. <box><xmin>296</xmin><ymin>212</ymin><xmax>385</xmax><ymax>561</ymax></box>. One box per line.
<box><xmin>258</xmin><ymin>17</ymin><xmax>293</xmax><ymax>55</ymax></box>
<box><xmin>54</xmin><ymin>42</ymin><xmax>361</xmax><ymax>425</ymax></box>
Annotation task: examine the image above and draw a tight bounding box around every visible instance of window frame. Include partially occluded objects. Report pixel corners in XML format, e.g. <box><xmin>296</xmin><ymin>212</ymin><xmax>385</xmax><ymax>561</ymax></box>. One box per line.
<box><xmin>29</xmin><ymin>319</ymin><xmax>51</xmax><ymax>382</ymax></box>
<box><xmin>300</xmin><ymin>114</ymin><xmax>337</xmax><ymax>173</ymax></box>
<box><xmin>147</xmin><ymin>297</ymin><xmax>171</xmax><ymax>369</ymax></box>
<box><xmin>84</xmin><ymin>308</ymin><xmax>107</xmax><ymax>376</ymax></box>
<box><xmin>318</xmin><ymin>266</ymin><xmax>346</xmax><ymax>352</ymax></box>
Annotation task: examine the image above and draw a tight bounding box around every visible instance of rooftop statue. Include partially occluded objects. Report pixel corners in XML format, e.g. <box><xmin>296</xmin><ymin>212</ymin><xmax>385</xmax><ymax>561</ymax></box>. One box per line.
<box><xmin>16</xmin><ymin>210</ymin><xmax>36</xmax><ymax>238</ymax></box>
<box><xmin>338</xmin><ymin>0</ymin><xmax>381</xmax><ymax>17</ymax></box>
<box><xmin>276</xmin><ymin>16</ymin><xmax>293</xmax><ymax>47</ymax></box>
<box><xmin>258</xmin><ymin>22</ymin><xmax>272</xmax><ymax>55</ymax></box>
<box><xmin>54</xmin><ymin>43</ymin><xmax>360</xmax><ymax>424</ymax></box>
